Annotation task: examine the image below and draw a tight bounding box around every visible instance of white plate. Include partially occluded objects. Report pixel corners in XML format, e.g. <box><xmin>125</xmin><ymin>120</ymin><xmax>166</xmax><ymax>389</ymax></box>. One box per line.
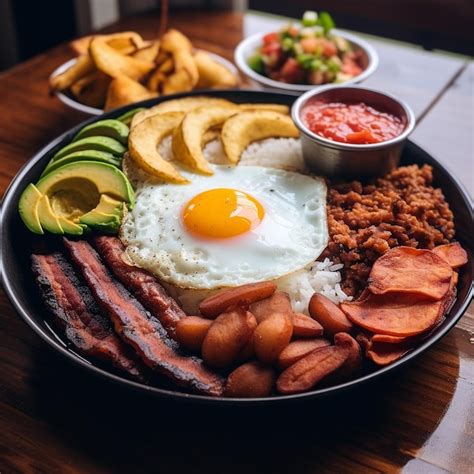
<box><xmin>50</xmin><ymin>51</ymin><xmax>239</xmax><ymax>116</ymax></box>
<box><xmin>234</xmin><ymin>29</ymin><xmax>378</xmax><ymax>93</ymax></box>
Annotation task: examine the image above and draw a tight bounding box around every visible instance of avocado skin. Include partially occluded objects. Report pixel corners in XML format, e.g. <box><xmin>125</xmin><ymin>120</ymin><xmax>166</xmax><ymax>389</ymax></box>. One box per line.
<box><xmin>73</xmin><ymin>119</ymin><xmax>130</xmax><ymax>145</ymax></box>
<box><xmin>41</xmin><ymin>150</ymin><xmax>121</xmax><ymax>178</ymax></box>
<box><xmin>18</xmin><ymin>183</ymin><xmax>44</xmax><ymax>234</ymax></box>
<box><xmin>52</xmin><ymin>136</ymin><xmax>126</xmax><ymax>161</ymax></box>
<box><xmin>116</xmin><ymin>107</ymin><xmax>146</xmax><ymax>125</ymax></box>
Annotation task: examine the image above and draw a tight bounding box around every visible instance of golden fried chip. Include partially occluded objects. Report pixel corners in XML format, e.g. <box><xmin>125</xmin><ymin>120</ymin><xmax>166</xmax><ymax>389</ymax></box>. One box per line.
<box><xmin>221</xmin><ymin>111</ymin><xmax>299</xmax><ymax>163</ymax></box>
<box><xmin>194</xmin><ymin>50</ymin><xmax>238</xmax><ymax>88</ymax></box>
<box><xmin>368</xmin><ymin>247</ymin><xmax>453</xmax><ymax>300</ymax></box>
<box><xmin>104</xmin><ymin>76</ymin><xmax>156</xmax><ymax>111</ymax></box>
<box><xmin>161</xmin><ymin>29</ymin><xmax>192</xmax><ymax>54</ymax></box>
<box><xmin>90</xmin><ymin>37</ymin><xmax>154</xmax><ymax>81</ymax></box>
<box><xmin>129</xmin><ymin>112</ymin><xmax>188</xmax><ymax>183</ymax></box>
<box><xmin>147</xmin><ymin>69</ymin><xmax>166</xmax><ymax>93</ymax></box>
<box><xmin>70</xmin><ymin>32</ymin><xmax>144</xmax><ymax>56</ymax></box>
<box><xmin>130</xmin><ymin>96</ymin><xmax>234</xmax><ymax>128</ymax></box>
<box><xmin>157</xmin><ymin>57</ymin><xmax>174</xmax><ymax>74</ymax></box>
<box><xmin>70</xmin><ymin>71</ymin><xmax>110</xmax><ymax>108</ymax></box>
<box><xmin>50</xmin><ymin>54</ymin><xmax>94</xmax><ymax>91</ymax></box>
<box><xmin>172</xmin><ymin>106</ymin><xmax>238</xmax><ymax>174</ymax></box>
<box><xmin>132</xmin><ymin>40</ymin><xmax>160</xmax><ymax>62</ymax></box>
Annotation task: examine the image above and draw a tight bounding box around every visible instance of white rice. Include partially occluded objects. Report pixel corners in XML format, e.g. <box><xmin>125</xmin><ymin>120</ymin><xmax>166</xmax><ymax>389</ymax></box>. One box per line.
<box><xmin>123</xmin><ymin>136</ymin><xmax>350</xmax><ymax>311</ymax></box>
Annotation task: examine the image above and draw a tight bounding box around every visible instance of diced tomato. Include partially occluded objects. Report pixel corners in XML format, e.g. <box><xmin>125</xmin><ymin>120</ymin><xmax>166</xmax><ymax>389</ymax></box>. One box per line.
<box><xmin>279</xmin><ymin>58</ymin><xmax>305</xmax><ymax>83</ymax></box>
<box><xmin>301</xmin><ymin>38</ymin><xmax>318</xmax><ymax>53</ymax></box>
<box><xmin>262</xmin><ymin>42</ymin><xmax>283</xmax><ymax>69</ymax></box>
<box><xmin>341</xmin><ymin>57</ymin><xmax>363</xmax><ymax>76</ymax></box>
<box><xmin>263</xmin><ymin>32</ymin><xmax>279</xmax><ymax>45</ymax></box>
<box><xmin>322</xmin><ymin>40</ymin><xmax>338</xmax><ymax>57</ymax></box>
<box><xmin>288</xmin><ymin>26</ymin><xmax>299</xmax><ymax>37</ymax></box>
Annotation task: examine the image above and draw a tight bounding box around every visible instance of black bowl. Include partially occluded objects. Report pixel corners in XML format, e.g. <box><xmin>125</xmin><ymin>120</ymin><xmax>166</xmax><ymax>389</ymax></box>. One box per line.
<box><xmin>1</xmin><ymin>90</ymin><xmax>473</xmax><ymax>405</ymax></box>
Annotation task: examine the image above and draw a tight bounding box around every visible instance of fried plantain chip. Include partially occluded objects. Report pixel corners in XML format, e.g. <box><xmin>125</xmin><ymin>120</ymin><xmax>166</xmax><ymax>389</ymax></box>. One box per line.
<box><xmin>132</xmin><ymin>40</ymin><xmax>160</xmax><ymax>62</ymax></box>
<box><xmin>221</xmin><ymin>111</ymin><xmax>299</xmax><ymax>163</ymax></box>
<box><xmin>370</xmin><ymin>334</ymin><xmax>408</xmax><ymax>344</ymax></box>
<box><xmin>432</xmin><ymin>242</ymin><xmax>468</xmax><ymax>269</ymax></box>
<box><xmin>194</xmin><ymin>50</ymin><xmax>238</xmax><ymax>88</ymax></box>
<box><xmin>161</xmin><ymin>29</ymin><xmax>193</xmax><ymax>54</ymax></box>
<box><xmin>162</xmin><ymin>51</ymin><xmax>198</xmax><ymax>95</ymax></box>
<box><xmin>104</xmin><ymin>76</ymin><xmax>156</xmax><ymax>111</ymax></box>
<box><xmin>130</xmin><ymin>96</ymin><xmax>234</xmax><ymax>128</ymax></box>
<box><xmin>368</xmin><ymin>247</ymin><xmax>453</xmax><ymax>300</ymax></box>
<box><xmin>172</xmin><ymin>106</ymin><xmax>239</xmax><ymax>174</ymax></box>
<box><xmin>129</xmin><ymin>111</ymin><xmax>188</xmax><ymax>183</ymax></box>
<box><xmin>202</xmin><ymin>128</ymin><xmax>220</xmax><ymax>145</ymax></box>
<box><xmin>341</xmin><ymin>292</ymin><xmax>445</xmax><ymax>337</ymax></box>
<box><xmin>157</xmin><ymin>57</ymin><xmax>174</xmax><ymax>74</ymax></box>
<box><xmin>239</xmin><ymin>103</ymin><xmax>290</xmax><ymax>114</ymax></box>
<box><xmin>90</xmin><ymin>37</ymin><xmax>155</xmax><ymax>81</ymax></box>
<box><xmin>70</xmin><ymin>71</ymin><xmax>110</xmax><ymax>108</ymax></box>
<box><xmin>147</xmin><ymin>69</ymin><xmax>167</xmax><ymax>93</ymax></box>
<box><xmin>70</xmin><ymin>32</ymin><xmax>145</xmax><ymax>56</ymax></box>
<box><xmin>50</xmin><ymin>54</ymin><xmax>94</xmax><ymax>91</ymax></box>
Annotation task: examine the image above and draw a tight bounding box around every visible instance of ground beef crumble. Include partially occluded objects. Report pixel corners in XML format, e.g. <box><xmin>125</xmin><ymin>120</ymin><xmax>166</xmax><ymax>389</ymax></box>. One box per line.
<box><xmin>321</xmin><ymin>164</ymin><xmax>455</xmax><ymax>296</ymax></box>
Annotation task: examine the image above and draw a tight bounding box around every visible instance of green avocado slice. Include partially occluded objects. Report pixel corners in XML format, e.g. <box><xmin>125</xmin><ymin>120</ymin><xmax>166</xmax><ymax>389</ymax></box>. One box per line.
<box><xmin>73</xmin><ymin>119</ymin><xmax>130</xmax><ymax>145</ymax></box>
<box><xmin>18</xmin><ymin>183</ymin><xmax>44</xmax><ymax>234</ymax></box>
<box><xmin>52</xmin><ymin>136</ymin><xmax>126</xmax><ymax>161</ymax></box>
<box><xmin>41</xmin><ymin>150</ymin><xmax>122</xmax><ymax>178</ymax></box>
<box><xmin>37</xmin><ymin>196</ymin><xmax>64</xmax><ymax>234</ymax></box>
<box><xmin>116</xmin><ymin>107</ymin><xmax>146</xmax><ymax>126</ymax></box>
<box><xmin>79</xmin><ymin>195</ymin><xmax>124</xmax><ymax>231</ymax></box>
<box><xmin>36</xmin><ymin>161</ymin><xmax>135</xmax><ymax>210</ymax></box>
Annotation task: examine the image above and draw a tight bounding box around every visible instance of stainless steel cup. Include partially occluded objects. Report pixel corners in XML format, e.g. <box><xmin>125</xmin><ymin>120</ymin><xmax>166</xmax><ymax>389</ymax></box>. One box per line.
<box><xmin>291</xmin><ymin>86</ymin><xmax>416</xmax><ymax>177</ymax></box>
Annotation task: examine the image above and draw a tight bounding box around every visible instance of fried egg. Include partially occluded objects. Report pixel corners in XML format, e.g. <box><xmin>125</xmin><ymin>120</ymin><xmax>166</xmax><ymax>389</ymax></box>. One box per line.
<box><xmin>121</xmin><ymin>163</ymin><xmax>328</xmax><ymax>290</ymax></box>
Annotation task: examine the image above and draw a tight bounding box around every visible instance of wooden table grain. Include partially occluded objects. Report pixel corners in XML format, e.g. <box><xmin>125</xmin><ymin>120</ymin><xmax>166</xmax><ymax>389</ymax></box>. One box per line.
<box><xmin>1</xmin><ymin>9</ymin><xmax>473</xmax><ymax>474</ymax></box>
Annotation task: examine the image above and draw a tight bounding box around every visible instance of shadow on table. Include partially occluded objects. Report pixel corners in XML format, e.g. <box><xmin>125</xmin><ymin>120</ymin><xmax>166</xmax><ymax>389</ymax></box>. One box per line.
<box><xmin>27</xmin><ymin>336</ymin><xmax>460</xmax><ymax>474</ymax></box>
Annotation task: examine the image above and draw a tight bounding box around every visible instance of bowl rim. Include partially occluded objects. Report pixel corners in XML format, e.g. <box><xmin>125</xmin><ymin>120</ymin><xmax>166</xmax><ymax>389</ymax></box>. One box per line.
<box><xmin>1</xmin><ymin>89</ymin><xmax>472</xmax><ymax>405</ymax></box>
<box><xmin>234</xmin><ymin>29</ymin><xmax>379</xmax><ymax>92</ymax></box>
<box><xmin>291</xmin><ymin>85</ymin><xmax>416</xmax><ymax>151</ymax></box>
<box><xmin>50</xmin><ymin>51</ymin><xmax>240</xmax><ymax>116</ymax></box>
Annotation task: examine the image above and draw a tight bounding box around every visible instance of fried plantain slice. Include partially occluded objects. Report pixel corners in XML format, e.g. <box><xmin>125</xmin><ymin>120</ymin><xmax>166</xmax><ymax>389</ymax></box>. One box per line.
<box><xmin>129</xmin><ymin>111</ymin><xmax>188</xmax><ymax>183</ymax></box>
<box><xmin>130</xmin><ymin>96</ymin><xmax>234</xmax><ymax>128</ymax></box>
<box><xmin>221</xmin><ymin>111</ymin><xmax>299</xmax><ymax>163</ymax></box>
<box><xmin>104</xmin><ymin>76</ymin><xmax>157</xmax><ymax>111</ymax></box>
<box><xmin>172</xmin><ymin>105</ymin><xmax>239</xmax><ymax>174</ymax></box>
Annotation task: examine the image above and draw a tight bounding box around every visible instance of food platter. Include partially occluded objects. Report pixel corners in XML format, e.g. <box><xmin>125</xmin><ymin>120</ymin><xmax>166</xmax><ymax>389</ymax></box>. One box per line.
<box><xmin>1</xmin><ymin>89</ymin><xmax>472</xmax><ymax>404</ymax></box>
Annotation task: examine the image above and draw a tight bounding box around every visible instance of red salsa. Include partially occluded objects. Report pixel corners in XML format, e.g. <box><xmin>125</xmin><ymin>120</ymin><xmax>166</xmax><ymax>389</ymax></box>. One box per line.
<box><xmin>302</xmin><ymin>100</ymin><xmax>404</xmax><ymax>144</ymax></box>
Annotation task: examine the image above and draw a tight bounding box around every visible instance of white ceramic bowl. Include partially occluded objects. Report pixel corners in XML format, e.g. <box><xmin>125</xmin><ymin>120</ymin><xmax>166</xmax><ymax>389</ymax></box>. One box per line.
<box><xmin>235</xmin><ymin>29</ymin><xmax>378</xmax><ymax>93</ymax></box>
<box><xmin>50</xmin><ymin>51</ymin><xmax>239</xmax><ymax>115</ymax></box>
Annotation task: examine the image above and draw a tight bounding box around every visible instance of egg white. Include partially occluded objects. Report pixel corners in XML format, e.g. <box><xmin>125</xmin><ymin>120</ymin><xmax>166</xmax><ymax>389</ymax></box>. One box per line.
<box><xmin>121</xmin><ymin>163</ymin><xmax>328</xmax><ymax>290</ymax></box>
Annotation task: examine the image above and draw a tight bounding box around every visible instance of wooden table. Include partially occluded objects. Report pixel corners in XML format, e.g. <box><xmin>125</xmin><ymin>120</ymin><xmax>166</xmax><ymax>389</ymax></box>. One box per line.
<box><xmin>1</xmin><ymin>9</ymin><xmax>473</xmax><ymax>474</ymax></box>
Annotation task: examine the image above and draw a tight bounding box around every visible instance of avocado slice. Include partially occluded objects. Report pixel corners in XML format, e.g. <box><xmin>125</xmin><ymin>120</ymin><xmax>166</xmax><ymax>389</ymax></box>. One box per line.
<box><xmin>52</xmin><ymin>136</ymin><xmax>126</xmax><ymax>161</ymax></box>
<box><xmin>37</xmin><ymin>196</ymin><xmax>64</xmax><ymax>234</ymax></box>
<box><xmin>57</xmin><ymin>216</ymin><xmax>86</xmax><ymax>235</ymax></box>
<box><xmin>79</xmin><ymin>194</ymin><xmax>124</xmax><ymax>230</ymax></box>
<box><xmin>73</xmin><ymin>119</ymin><xmax>130</xmax><ymax>145</ymax></box>
<box><xmin>41</xmin><ymin>150</ymin><xmax>122</xmax><ymax>178</ymax></box>
<box><xmin>36</xmin><ymin>161</ymin><xmax>135</xmax><ymax>210</ymax></box>
<box><xmin>18</xmin><ymin>183</ymin><xmax>44</xmax><ymax>234</ymax></box>
<box><xmin>116</xmin><ymin>107</ymin><xmax>146</xmax><ymax>126</ymax></box>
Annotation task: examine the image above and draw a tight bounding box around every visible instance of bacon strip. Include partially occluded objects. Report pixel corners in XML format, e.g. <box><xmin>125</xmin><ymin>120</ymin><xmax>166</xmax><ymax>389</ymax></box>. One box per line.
<box><xmin>31</xmin><ymin>253</ymin><xmax>145</xmax><ymax>380</ymax></box>
<box><xmin>63</xmin><ymin>238</ymin><xmax>224</xmax><ymax>396</ymax></box>
<box><xmin>92</xmin><ymin>236</ymin><xmax>185</xmax><ymax>338</ymax></box>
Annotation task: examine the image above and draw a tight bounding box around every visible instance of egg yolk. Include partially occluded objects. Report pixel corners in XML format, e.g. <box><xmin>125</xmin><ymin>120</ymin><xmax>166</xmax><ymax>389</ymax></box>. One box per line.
<box><xmin>182</xmin><ymin>188</ymin><xmax>265</xmax><ymax>239</ymax></box>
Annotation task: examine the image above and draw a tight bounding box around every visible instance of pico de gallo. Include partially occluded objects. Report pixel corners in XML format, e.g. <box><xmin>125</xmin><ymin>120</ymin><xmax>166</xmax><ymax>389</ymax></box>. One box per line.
<box><xmin>247</xmin><ymin>11</ymin><xmax>364</xmax><ymax>85</ymax></box>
